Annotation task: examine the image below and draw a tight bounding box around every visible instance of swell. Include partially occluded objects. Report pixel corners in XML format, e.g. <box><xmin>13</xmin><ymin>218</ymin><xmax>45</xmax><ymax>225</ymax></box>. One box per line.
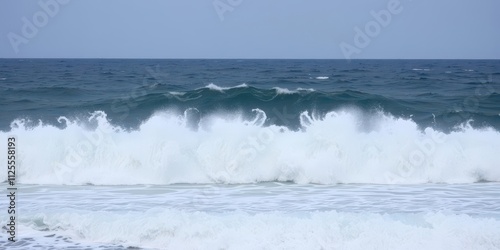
<box><xmin>2</xmin><ymin>84</ymin><xmax>499</xmax><ymax>131</ymax></box>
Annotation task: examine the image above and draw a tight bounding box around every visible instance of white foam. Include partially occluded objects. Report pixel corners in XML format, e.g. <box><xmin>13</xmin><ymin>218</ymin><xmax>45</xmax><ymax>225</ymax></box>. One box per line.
<box><xmin>273</xmin><ymin>87</ymin><xmax>315</xmax><ymax>94</ymax></box>
<box><xmin>168</xmin><ymin>91</ymin><xmax>184</xmax><ymax>96</ymax></box>
<box><xmin>412</xmin><ymin>68</ymin><xmax>430</xmax><ymax>71</ymax></box>
<box><xmin>1</xmin><ymin>109</ymin><xmax>499</xmax><ymax>185</ymax></box>
<box><xmin>203</xmin><ymin>83</ymin><xmax>248</xmax><ymax>92</ymax></box>
<box><xmin>297</xmin><ymin>88</ymin><xmax>315</xmax><ymax>92</ymax></box>
<box><xmin>273</xmin><ymin>87</ymin><xmax>295</xmax><ymax>94</ymax></box>
<box><xmin>12</xmin><ymin>210</ymin><xmax>500</xmax><ymax>250</ymax></box>
<box><xmin>316</xmin><ymin>76</ymin><xmax>329</xmax><ymax>80</ymax></box>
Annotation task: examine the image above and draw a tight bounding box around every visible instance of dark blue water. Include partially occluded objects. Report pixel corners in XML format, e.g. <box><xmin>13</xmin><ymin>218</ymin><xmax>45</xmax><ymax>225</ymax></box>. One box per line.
<box><xmin>1</xmin><ymin>59</ymin><xmax>499</xmax><ymax>131</ymax></box>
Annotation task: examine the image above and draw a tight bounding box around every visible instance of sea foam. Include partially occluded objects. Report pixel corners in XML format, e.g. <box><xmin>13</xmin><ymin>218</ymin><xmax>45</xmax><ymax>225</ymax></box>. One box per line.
<box><xmin>8</xmin><ymin>210</ymin><xmax>500</xmax><ymax>250</ymax></box>
<box><xmin>203</xmin><ymin>83</ymin><xmax>248</xmax><ymax>92</ymax></box>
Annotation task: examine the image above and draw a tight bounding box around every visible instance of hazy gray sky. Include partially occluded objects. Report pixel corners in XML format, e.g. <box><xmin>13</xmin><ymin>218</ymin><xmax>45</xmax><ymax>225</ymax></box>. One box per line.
<box><xmin>1</xmin><ymin>0</ymin><xmax>499</xmax><ymax>59</ymax></box>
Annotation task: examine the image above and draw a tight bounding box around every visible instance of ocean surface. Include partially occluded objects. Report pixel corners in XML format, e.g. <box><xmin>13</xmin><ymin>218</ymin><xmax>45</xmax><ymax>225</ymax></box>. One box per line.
<box><xmin>0</xmin><ymin>59</ymin><xmax>499</xmax><ymax>249</ymax></box>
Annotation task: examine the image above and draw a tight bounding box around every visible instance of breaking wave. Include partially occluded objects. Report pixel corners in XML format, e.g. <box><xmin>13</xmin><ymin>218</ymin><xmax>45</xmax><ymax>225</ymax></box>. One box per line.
<box><xmin>1</xmin><ymin>109</ymin><xmax>499</xmax><ymax>185</ymax></box>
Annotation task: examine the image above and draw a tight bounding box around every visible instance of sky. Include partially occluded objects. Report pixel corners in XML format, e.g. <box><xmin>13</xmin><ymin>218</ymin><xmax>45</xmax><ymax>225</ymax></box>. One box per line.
<box><xmin>0</xmin><ymin>0</ymin><xmax>499</xmax><ymax>59</ymax></box>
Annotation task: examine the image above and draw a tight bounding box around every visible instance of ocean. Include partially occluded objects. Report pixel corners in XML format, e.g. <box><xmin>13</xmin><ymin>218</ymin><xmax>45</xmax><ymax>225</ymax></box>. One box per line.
<box><xmin>0</xmin><ymin>59</ymin><xmax>499</xmax><ymax>249</ymax></box>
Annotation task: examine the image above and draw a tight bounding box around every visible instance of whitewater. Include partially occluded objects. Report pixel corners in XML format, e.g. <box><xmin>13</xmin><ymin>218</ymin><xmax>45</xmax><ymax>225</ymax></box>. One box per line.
<box><xmin>1</xmin><ymin>182</ymin><xmax>500</xmax><ymax>249</ymax></box>
<box><xmin>1</xmin><ymin>108</ymin><xmax>499</xmax><ymax>185</ymax></box>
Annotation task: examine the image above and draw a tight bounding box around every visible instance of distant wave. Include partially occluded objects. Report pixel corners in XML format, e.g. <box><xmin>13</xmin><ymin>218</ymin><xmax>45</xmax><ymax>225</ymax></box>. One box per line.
<box><xmin>272</xmin><ymin>87</ymin><xmax>315</xmax><ymax>94</ymax></box>
<box><xmin>2</xmin><ymin>83</ymin><xmax>498</xmax><ymax>132</ymax></box>
<box><xmin>316</xmin><ymin>76</ymin><xmax>329</xmax><ymax>80</ymax></box>
<box><xmin>202</xmin><ymin>83</ymin><xmax>248</xmax><ymax>92</ymax></box>
<box><xmin>168</xmin><ymin>91</ymin><xmax>184</xmax><ymax>96</ymax></box>
<box><xmin>1</xmin><ymin>109</ymin><xmax>499</xmax><ymax>185</ymax></box>
<box><xmin>202</xmin><ymin>84</ymin><xmax>315</xmax><ymax>95</ymax></box>
<box><xmin>199</xmin><ymin>84</ymin><xmax>315</xmax><ymax>95</ymax></box>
